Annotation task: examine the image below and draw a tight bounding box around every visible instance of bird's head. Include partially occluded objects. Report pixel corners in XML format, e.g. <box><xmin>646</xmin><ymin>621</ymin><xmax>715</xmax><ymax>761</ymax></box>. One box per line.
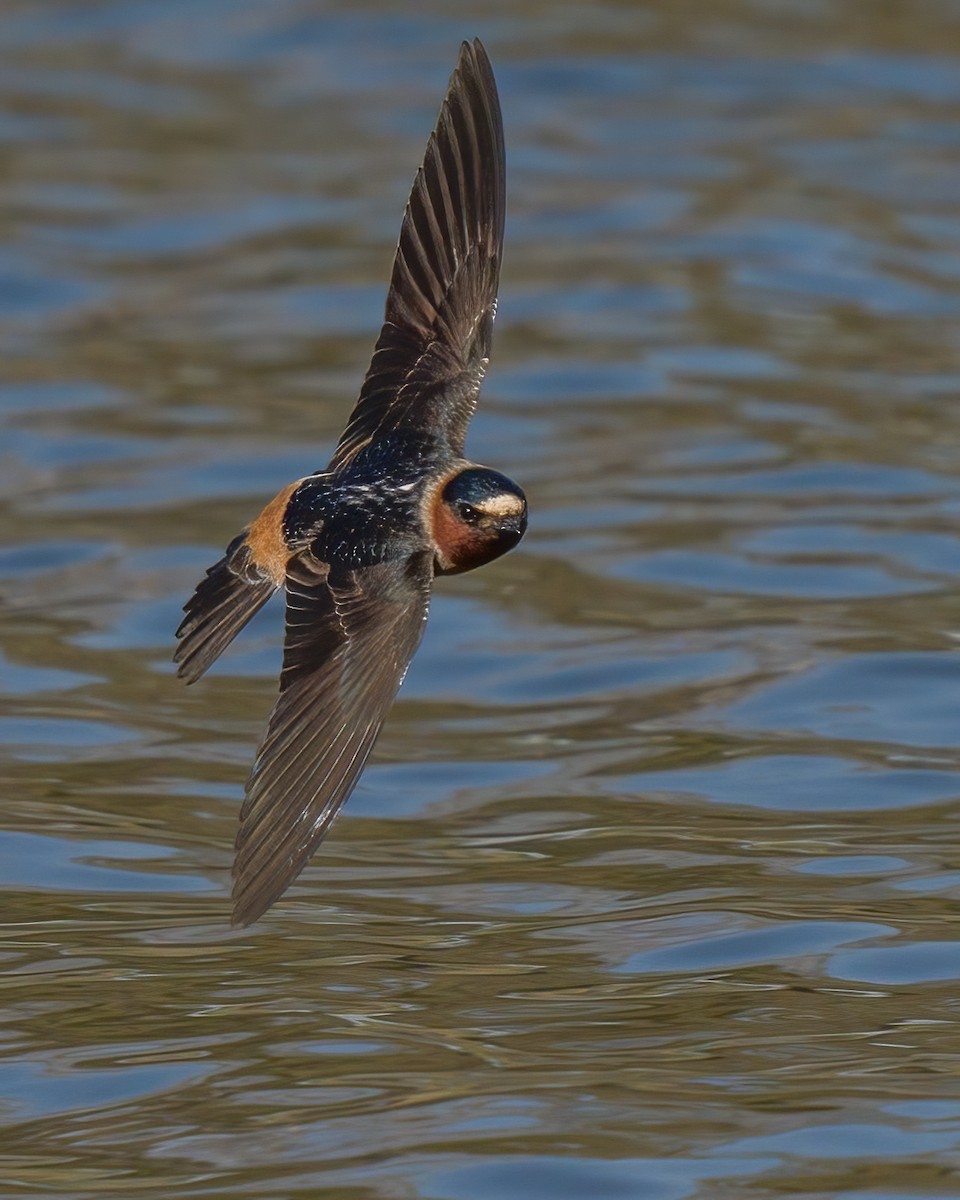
<box><xmin>432</xmin><ymin>466</ymin><xmax>527</xmax><ymax>575</ymax></box>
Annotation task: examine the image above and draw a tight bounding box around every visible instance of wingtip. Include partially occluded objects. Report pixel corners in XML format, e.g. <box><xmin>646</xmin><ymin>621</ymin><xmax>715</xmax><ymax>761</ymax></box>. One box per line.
<box><xmin>230</xmin><ymin>871</ymin><xmax>262</xmax><ymax>927</ymax></box>
<box><xmin>172</xmin><ymin>642</ymin><xmax>199</xmax><ymax>684</ymax></box>
<box><xmin>450</xmin><ymin>37</ymin><xmax>498</xmax><ymax>100</ymax></box>
<box><xmin>173</xmin><ymin>632</ymin><xmax>213</xmax><ymax>685</ymax></box>
<box><xmin>459</xmin><ymin>37</ymin><xmax>496</xmax><ymax>88</ymax></box>
<box><xmin>230</xmin><ymin>875</ymin><xmax>280</xmax><ymax>928</ymax></box>
<box><xmin>468</xmin><ymin>36</ymin><xmax>492</xmax><ymax>65</ymax></box>
<box><xmin>229</xmin><ymin>905</ymin><xmax>255</xmax><ymax>930</ymax></box>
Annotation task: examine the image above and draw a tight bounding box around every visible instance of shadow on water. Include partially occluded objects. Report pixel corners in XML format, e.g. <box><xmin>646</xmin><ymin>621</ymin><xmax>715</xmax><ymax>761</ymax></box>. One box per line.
<box><xmin>2</xmin><ymin>1</ymin><xmax>960</xmax><ymax>1196</ymax></box>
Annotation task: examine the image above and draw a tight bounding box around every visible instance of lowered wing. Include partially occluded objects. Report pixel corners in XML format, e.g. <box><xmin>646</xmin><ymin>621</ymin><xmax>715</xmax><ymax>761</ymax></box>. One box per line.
<box><xmin>232</xmin><ymin>549</ymin><xmax>433</xmax><ymax>925</ymax></box>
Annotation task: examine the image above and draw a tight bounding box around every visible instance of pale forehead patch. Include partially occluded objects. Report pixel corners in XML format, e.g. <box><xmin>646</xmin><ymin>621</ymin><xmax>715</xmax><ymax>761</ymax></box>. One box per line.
<box><xmin>477</xmin><ymin>492</ymin><xmax>524</xmax><ymax>517</ymax></box>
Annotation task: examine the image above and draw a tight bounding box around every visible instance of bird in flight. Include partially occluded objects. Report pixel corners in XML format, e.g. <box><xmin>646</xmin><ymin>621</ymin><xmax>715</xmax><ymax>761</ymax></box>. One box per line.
<box><xmin>175</xmin><ymin>40</ymin><xmax>526</xmax><ymax>926</ymax></box>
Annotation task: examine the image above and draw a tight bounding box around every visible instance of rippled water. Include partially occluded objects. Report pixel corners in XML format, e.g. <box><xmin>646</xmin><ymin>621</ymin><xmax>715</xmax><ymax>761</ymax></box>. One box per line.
<box><xmin>3</xmin><ymin>1</ymin><xmax>960</xmax><ymax>1196</ymax></box>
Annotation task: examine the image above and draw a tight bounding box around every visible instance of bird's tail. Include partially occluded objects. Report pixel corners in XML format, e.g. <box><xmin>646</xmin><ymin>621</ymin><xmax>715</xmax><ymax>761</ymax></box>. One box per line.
<box><xmin>175</xmin><ymin>533</ymin><xmax>277</xmax><ymax>684</ymax></box>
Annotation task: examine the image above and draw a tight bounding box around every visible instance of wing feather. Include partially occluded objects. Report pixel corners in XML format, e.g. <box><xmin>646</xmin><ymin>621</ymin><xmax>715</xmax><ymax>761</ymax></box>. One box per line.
<box><xmin>175</xmin><ymin>538</ymin><xmax>277</xmax><ymax>684</ymax></box>
<box><xmin>231</xmin><ymin>550</ymin><xmax>433</xmax><ymax>926</ymax></box>
<box><xmin>330</xmin><ymin>38</ymin><xmax>505</xmax><ymax>467</ymax></box>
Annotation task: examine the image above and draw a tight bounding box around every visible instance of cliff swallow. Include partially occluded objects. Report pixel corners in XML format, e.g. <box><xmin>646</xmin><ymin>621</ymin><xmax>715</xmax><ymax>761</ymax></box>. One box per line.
<box><xmin>175</xmin><ymin>40</ymin><xmax>526</xmax><ymax>926</ymax></box>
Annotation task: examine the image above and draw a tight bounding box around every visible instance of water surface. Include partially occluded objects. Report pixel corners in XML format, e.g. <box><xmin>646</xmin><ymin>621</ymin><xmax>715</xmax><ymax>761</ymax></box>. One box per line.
<box><xmin>2</xmin><ymin>1</ymin><xmax>960</xmax><ymax>1196</ymax></box>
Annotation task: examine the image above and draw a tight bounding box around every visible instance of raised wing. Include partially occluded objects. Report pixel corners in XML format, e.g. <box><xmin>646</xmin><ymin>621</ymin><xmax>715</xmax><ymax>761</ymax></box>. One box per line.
<box><xmin>330</xmin><ymin>38</ymin><xmax>505</xmax><ymax>469</ymax></box>
<box><xmin>232</xmin><ymin>549</ymin><xmax>433</xmax><ymax>925</ymax></box>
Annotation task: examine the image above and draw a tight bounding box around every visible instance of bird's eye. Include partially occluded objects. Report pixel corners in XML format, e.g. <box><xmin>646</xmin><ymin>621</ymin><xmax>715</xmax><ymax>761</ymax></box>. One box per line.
<box><xmin>457</xmin><ymin>501</ymin><xmax>479</xmax><ymax>522</ymax></box>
